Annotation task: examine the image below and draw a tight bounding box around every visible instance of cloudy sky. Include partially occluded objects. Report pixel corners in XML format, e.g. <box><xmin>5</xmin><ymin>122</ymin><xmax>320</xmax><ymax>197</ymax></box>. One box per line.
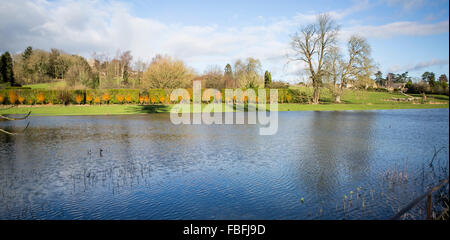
<box><xmin>0</xmin><ymin>0</ymin><xmax>448</xmax><ymax>82</ymax></box>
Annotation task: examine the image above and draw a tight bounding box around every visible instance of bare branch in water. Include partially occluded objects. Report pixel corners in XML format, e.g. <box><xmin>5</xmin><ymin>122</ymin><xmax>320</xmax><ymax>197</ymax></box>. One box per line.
<box><xmin>0</xmin><ymin>111</ymin><xmax>31</xmax><ymax>121</ymax></box>
<box><xmin>0</xmin><ymin>107</ymin><xmax>31</xmax><ymax>135</ymax></box>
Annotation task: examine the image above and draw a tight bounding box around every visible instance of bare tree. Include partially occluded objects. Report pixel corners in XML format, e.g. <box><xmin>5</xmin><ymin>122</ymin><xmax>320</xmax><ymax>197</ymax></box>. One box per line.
<box><xmin>323</xmin><ymin>35</ymin><xmax>373</xmax><ymax>103</ymax></box>
<box><xmin>134</xmin><ymin>58</ymin><xmax>148</xmax><ymax>88</ymax></box>
<box><xmin>142</xmin><ymin>55</ymin><xmax>194</xmax><ymax>89</ymax></box>
<box><xmin>289</xmin><ymin>13</ymin><xmax>339</xmax><ymax>104</ymax></box>
<box><xmin>233</xmin><ymin>58</ymin><xmax>263</xmax><ymax>88</ymax></box>
<box><xmin>203</xmin><ymin>65</ymin><xmax>225</xmax><ymax>89</ymax></box>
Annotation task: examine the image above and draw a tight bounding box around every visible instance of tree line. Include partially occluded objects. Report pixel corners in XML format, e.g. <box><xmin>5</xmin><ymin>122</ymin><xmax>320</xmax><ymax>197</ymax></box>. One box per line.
<box><xmin>0</xmin><ymin>47</ymin><xmax>283</xmax><ymax>90</ymax></box>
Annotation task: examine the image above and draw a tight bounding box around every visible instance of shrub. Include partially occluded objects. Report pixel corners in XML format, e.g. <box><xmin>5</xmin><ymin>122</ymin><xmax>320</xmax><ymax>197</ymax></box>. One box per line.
<box><xmin>102</xmin><ymin>93</ymin><xmax>111</xmax><ymax>104</ymax></box>
<box><xmin>27</xmin><ymin>99</ymin><xmax>33</xmax><ymax>105</ymax></box>
<box><xmin>139</xmin><ymin>96</ymin><xmax>144</xmax><ymax>104</ymax></box>
<box><xmin>37</xmin><ymin>93</ymin><xmax>45</xmax><ymax>104</ymax></box>
<box><xmin>57</xmin><ymin>91</ymin><xmax>72</xmax><ymax>105</ymax></box>
<box><xmin>18</xmin><ymin>96</ymin><xmax>25</xmax><ymax>104</ymax></box>
<box><xmin>287</xmin><ymin>89</ymin><xmax>309</xmax><ymax>103</ymax></box>
<box><xmin>86</xmin><ymin>95</ymin><xmax>93</xmax><ymax>104</ymax></box>
<box><xmin>144</xmin><ymin>95</ymin><xmax>150</xmax><ymax>104</ymax></box>
<box><xmin>286</xmin><ymin>94</ymin><xmax>292</xmax><ymax>103</ymax></box>
<box><xmin>159</xmin><ymin>96</ymin><xmax>165</xmax><ymax>103</ymax></box>
<box><xmin>94</xmin><ymin>97</ymin><xmax>101</xmax><ymax>104</ymax></box>
<box><xmin>75</xmin><ymin>94</ymin><xmax>83</xmax><ymax>104</ymax></box>
<box><xmin>267</xmin><ymin>81</ymin><xmax>289</xmax><ymax>89</ymax></box>
<box><xmin>125</xmin><ymin>95</ymin><xmax>132</xmax><ymax>103</ymax></box>
<box><xmin>0</xmin><ymin>95</ymin><xmax>4</xmax><ymax>104</ymax></box>
<box><xmin>116</xmin><ymin>94</ymin><xmax>124</xmax><ymax>103</ymax></box>
<box><xmin>8</xmin><ymin>91</ymin><xmax>18</xmax><ymax>104</ymax></box>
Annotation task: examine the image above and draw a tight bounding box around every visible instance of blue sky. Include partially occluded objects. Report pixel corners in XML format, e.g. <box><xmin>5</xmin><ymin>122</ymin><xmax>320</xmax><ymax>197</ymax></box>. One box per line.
<box><xmin>0</xmin><ymin>0</ymin><xmax>448</xmax><ymax>82</ymax></box>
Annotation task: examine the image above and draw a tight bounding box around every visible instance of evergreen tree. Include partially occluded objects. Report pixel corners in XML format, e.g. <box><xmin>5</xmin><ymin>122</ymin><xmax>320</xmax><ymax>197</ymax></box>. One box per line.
<box><xmin>264</xmin><ymin>70</ymin><xmax>272</xmax><ymax>87</ymax></box>
<box><xmin>22</xmin><ymin>46</ymin><xmax>33</xmax><ymax>61</ymax></box>
<box><xmin>1</xmin><ymin>52</ymin><xmax>15</xmax><ymax>85</ymax></box>
<box><xmin>224</xmin><ymin>64</ymin><xmax>232</xmax><ymax>78</ymax></box>
<box><xmin>224</xmin><ymin>63</ymin><xmax>233</xmax><ymax>87</ymax></box>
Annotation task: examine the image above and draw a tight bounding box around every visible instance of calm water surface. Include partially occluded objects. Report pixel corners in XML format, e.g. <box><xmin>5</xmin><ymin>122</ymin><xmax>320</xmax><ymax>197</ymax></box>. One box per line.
<box><xmin>0</xmin><ymin>109</ymin><xmax>448</xmax><ymax>219</ymax></box>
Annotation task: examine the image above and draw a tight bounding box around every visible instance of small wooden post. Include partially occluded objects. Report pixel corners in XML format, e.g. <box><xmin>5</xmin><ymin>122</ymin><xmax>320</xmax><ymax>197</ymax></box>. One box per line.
<box><xmin>426</xmin><ymin>193</ymin><xmax>432</xmax><ymax>220</ymax></box>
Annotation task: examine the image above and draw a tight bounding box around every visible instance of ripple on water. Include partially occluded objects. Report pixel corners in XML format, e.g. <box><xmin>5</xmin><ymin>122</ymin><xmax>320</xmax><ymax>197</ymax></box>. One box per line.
<box><xmin>0</xmin><ymin>109</ymin><xmax>448</xmax><ymax>219</ymax></box>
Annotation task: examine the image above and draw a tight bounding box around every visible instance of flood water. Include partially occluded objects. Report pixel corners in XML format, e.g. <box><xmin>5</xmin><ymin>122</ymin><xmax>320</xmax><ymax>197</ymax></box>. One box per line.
<box><xmin>0</xmin><ymin>109</ymin><xmax>448</xmax><ymax>219</ymax></box>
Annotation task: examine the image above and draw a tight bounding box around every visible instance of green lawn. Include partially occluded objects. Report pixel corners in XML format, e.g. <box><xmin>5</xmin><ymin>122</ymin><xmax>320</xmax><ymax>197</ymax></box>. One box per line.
<box><xmin>1</xmin><ymin>88</ymin><xmax>448</xmax><ymax>116</ymax></box>
<box><xmin>1</xmin><ymin>102</ymin><xmax>448</xmax><ymax>116</ymax></box>
<box><xmin>22</xmin><ymin>81</ymin><xmax>67</xmax><ymax>89</ymax></box>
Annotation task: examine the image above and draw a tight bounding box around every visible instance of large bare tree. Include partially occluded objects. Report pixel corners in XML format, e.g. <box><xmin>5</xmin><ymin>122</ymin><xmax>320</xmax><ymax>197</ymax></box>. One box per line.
<box><xmin>289</xmin><ymin>13</ymin><xmax>339</xmax><ymax>104</ymax></box>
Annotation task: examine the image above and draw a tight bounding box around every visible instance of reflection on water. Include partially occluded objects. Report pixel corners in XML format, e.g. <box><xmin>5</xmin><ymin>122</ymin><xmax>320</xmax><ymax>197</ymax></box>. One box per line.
<box><xmin>0</xmin><ymin>109</ymin><xmax>448</xmax><ymax>219</ymax></box>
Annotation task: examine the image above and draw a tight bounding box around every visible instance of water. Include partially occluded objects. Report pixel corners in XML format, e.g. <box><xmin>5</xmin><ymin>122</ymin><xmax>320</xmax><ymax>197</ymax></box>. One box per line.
<box><xmin>0</xmin><ymin>109</ymin><xmax>448</xmax><ymax>219</ymax></box>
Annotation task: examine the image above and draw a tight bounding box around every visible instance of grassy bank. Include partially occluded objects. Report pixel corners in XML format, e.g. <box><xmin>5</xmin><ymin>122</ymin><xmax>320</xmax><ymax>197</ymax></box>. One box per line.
<box><xmin>1</xmin><ymin>102</ymin><xmax>448</xmax><ymax>116</ymax></box>
<box><xmin>1</xmin><ymin>88</ymin><xmax>448</xmax><ymax>116</ymax></box>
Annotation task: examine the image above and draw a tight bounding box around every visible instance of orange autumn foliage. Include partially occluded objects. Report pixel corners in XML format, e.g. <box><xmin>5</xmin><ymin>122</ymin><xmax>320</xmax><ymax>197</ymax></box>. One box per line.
<box><xmin>8</xmin><ymin>91</ymin><xmax>18</xmax><ymax>104</ymax></box>
<box><xmin>37</xmin><ymin>93</ymin><xmax>45</xmax><ymax>104</ymax></box>
<box><xmin>75</xmin><ymin>95</ymin><xmax>83</xmax><ymax>104</ymax></box>
<box><xmin>86</xmin><ymin>95</ymin><xmax>93</xmax><ymax>103</ymax></box>
<box><xmin>116</xmin><ymin>94</ymin><xmax>124</xmax><ymax>103</ymax></box>
<box><xmin>102</xmin><ymin>93</ymin><xmax>111</xmax><ymax>103</ymax></box>
<box><xmin>18</xmin><ymin>96</ymin><xmax>25</xmax><ymax>104</ymax></box>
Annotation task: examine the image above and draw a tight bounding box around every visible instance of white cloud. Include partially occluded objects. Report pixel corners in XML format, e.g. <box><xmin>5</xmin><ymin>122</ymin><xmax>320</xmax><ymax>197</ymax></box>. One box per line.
<box><xmin>0</xmin><ymin>0</ymin><xmax>448</xmax><ymax>82</ymax></box>
<box><xmin>388</xmin><ymin>59</ymin><xmax>449</xmax><ymax>72</ymax></box>
<box><xmin>383</xmin><ymin>0</ymin><xmax>425</xmax><ymax>10</ymax></box>
<box><xmin>343</xmin><ymin>20</ymin><xmax>449</xmax><ymax>39</ymax></box>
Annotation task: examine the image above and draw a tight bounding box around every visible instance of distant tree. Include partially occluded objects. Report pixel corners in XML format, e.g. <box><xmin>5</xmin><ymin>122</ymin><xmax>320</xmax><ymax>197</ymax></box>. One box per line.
<box><xmin>65</xmin><ymin>55</ymin><xmax>93</xmax><ymax>88</ymax></box>
<box><xmin>438</xmin><ymin>74</ymin><xmax>448</xmax><ymax>90</ymax></box>
<box><xmin>22</xmin><ymin>46</ymin><xmax>33</xmax><ymax>61</ymax></box>
<box><xmin>233</xmin><ymin>58</ymin><xmax>263</xmax><ymax>88</ymax></box>
<box><xmin>375</xmin><ymin>71</ymin><xmax>384</xmax><ymax>86</ymax></box>
<box><xmin>224</xmin><ymin>63</ymin><xmax>234</xmax><ymax>88</ymax></box>
<box><xmin>405</xmin><ymin>79</ymin><xmax>413</xmax><ymax>89</ymax></box>
<box><xmin>142</xmin><ymin>55</ymin><xmax>194</xmax><ymax>89</ymax></box>
<box><xmin>21</xmin><ymin>46</ymin><xmax>34</xmax><ymax>83</ymax></box>
<box><xmin>386</xmin><ymin>73</ymin><xmax>394</xmax><ymax>88</ymax></box>
<box><xmin>264</xmin><ymin>70</ymin><xmax>272</xmax><ymax>87</ymax></box>
<box><xmin>422</xmin><ymin>71</ymin><xmax>436</xmax><ymax>87</ymax></box>
<box><xmin>1</xmin><ymin>52</ymin><xmax>15</xmax><ymax>85</ymax></box>
<box><xmin>119</xmin><ymin>50</ymin><xmax>133</xmax><ymax>85</ymax></box>
<box><xmin>204</xmin><ymin>65</ymin><xmax>225</xmax><ymax>89</ymax></box>
<box><xmin>134</xmin><ymin>59</ymin><xmax>148</xmax><ymax>87</ymax></box>
<box><xmin>48</xmin><ymin>48</ymin><xmax>60</xmax><ymax>79</ymax></box>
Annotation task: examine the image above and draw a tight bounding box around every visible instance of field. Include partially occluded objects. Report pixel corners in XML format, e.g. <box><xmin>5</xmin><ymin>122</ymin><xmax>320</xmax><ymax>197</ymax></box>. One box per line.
<box><xmin>1</xmin><ymin>84</ymin><xmax>448</xmax><ymax>116</ymax></box>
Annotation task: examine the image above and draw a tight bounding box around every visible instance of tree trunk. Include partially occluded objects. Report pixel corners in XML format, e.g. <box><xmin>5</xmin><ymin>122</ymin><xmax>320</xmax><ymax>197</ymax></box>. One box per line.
<box><xmin>312</xmin><ymin>86</ymin><xmax>320</xmax><ymax>104</ymax></box>
<box><xmin>335</xmin><ymin>95</ymin><xmax>341</xmax><ymax>103</ymax></box>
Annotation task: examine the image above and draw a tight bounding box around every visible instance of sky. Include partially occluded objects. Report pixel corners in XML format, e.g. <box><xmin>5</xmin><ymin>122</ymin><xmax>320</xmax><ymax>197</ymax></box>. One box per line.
<box><xmin>0</xmin><ymin>0</ymin><xmax>448</xmax><ymax>83</ymax></box>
